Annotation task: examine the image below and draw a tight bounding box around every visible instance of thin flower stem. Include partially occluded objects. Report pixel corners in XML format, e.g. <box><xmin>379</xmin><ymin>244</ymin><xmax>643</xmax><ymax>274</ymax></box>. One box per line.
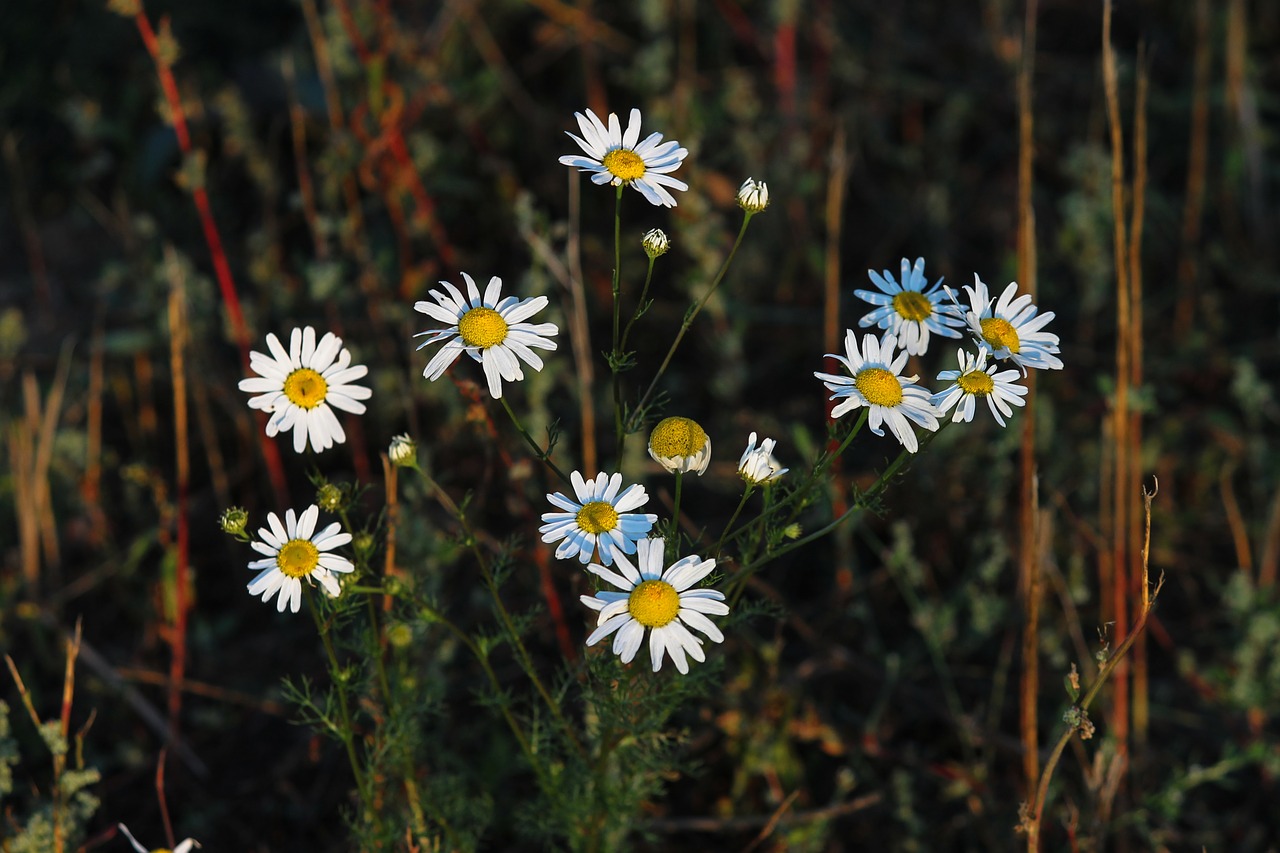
<box><xmin>629</xmin><ymin>212</ymin><xmax>755</xmax><ymax>429</ymax></box>
<box><xmin>610</xmin><ymin>187</ymin><xmax>626</xmax><ymax>456</ymax></box>
<box><xmin>338</xmin><ymin>506</ymin><xmax>394</xmax><ymax>709</ymax></box>
<box><xmin>498</xmin><ymin>395</ymin><xmax>572</xmax><ymax>486</ymax></box>
<box><xmin>420</xmin><ymin>601</ymin><xmax>558</xmax><ymax>796</ymax></box>
<box><xmin>714</xmin><ymin>486</ymin><xmax>755</xmax><ymax>558</ymax></box>
<box><xmin>305</xmin><ymin>588</ymin><xmax>371</xmax><ymax>814</ymax></box>
<box><xmin>669</xmin><ymin>470</ymin><xmax>685</xmax><ymax>561</ymax></box>
<box><xmin>616</xmin><ymin>256</ymin><xmax>657</xmax><ymax>459</ymax></box>
<box><xmin>413</xmin><ymin>467</ymin><xmax>588</xmax><ymax>761</ymax></box>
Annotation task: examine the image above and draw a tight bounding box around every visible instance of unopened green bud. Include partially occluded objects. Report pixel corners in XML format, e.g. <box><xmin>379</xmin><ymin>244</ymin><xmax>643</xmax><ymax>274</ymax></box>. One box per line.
<box><xmin>317</xmin><ymin>482</ymin><xmax>344</xmax><ymax>512</ymax></box>
<box><xmin>353</xmin><ymin>531</ymin><xmax>375</xmax><ymax>559</ymax></box>
<box><xmin>783</xmin><ymin>523</ymin><xmax>803</xmax><ymax>540</ymax></box>
<box><xmin>387</xmin><ymin>623</ymin><xmax>414</xmax><ymax>649</ymax></box>
<box><xmin>219</xmin><ymin>507</ymin><xmax>248</xmax><ymax>536</ymax></box>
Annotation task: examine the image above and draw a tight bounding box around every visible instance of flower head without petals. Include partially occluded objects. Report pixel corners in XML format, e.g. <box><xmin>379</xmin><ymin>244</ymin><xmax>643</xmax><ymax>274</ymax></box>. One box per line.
<box><xmin>413</xmin><ymin>273</ymin><xmax>559</xmax><ymax>399</ymax></box>
<box><xmin>245</xmin><ymin>505</ymin><xmax>354</xmax><ymax>613</ymax></box>
<box><xmin>853</xmin><ymin>257</ymin><xmax>963</xmax><ymax>357</ymax></box>
<box><xmin>239</xmin><ymin>327</ymin><xmax>372</xmax><ymax>454</ymax></box>
<box><xmin>579</xmin><ymin>537</ymin><xmax>729</xmax><ymax>674</ymax></box>
<box><xmin>540</xmin><ymin>471</ymin><xmax>658</xmax><ymax>566</ymax></box>
<box><xmin>558</xmin><ymin>108</ymin><xmax>689</xmax><ymax>208</ymax></box>
<box><xmin>814</xmin><ymin>331</ymin><xmax>941</xmax><ymax>453</ymax></box>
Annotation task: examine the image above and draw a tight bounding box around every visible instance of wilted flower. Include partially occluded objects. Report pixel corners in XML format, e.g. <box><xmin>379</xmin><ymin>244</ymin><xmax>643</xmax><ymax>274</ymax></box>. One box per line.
<box><xmin>648</xmin><ymin>416</ymin><xmax>711</xmax><ymax>475</ymax></box>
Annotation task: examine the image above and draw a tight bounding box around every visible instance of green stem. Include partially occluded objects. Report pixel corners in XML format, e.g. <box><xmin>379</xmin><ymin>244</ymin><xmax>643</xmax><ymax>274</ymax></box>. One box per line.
<box><xmin>629</xmin><ymin>212</ymin><xmax>755</xmax><ymax>430</ymax></box>
<box><xmin>412</xmin><ymin>467</ymin><xmax>588</xmax><ymax>761</ymax></box>
<box><xmin>616</xmin><ymin>256</ymin><xmax>657</xmax><ymax>459</ymax></box>
<box><xmin>669</xmin><ymin>470</ymin><xmax>685</xmax><ymax>561</ymax></box>
<box><xmin>305</xmin><ymin>588</ymin><xmax>371</xmax><ymax>813</ymax></box>
<box><xmin>610</xmin><ymin>187</ymin><xmax>625</xmax><ymax>456</ymax></box>
<box><xmin>714</xmin><ymin>485</ymin><xmax>755</xmax><ymax>558</ymax></box>
<box><xmin>498</xmin><ymin>395</ymin><xmax>572</xmax><ymax>486</ymax></box>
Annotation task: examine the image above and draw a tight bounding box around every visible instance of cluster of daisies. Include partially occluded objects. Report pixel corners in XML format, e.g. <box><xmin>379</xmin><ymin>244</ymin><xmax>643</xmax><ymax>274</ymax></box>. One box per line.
<box><xmin>225</xmin><ymin>105</ymin><xmax>1061</xmax><ymax>677</ymax></box>
<box><xmin>816</xmin><ymin>257</ymin><xmax>1063</xmax><ymax>452</ymax></box>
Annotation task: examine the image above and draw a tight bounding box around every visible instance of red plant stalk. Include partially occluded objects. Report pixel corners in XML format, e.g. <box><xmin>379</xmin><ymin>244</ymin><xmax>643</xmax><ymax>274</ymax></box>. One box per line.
<box><xmin>130</xmin><ymin>4</ymin><xmax>288</xmax><ymax>503</ymax></box>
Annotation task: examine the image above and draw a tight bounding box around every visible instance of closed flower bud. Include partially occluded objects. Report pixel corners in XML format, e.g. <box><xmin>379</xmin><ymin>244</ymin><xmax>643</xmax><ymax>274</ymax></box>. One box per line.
<box><xmin>388</xmin><ymin>433</ymin><xmax>417</xmax><ymax>467</ymax></box>
<box><xmin>316</xmin><ymin>482</ymin><xmax>345</xmax><ymax>512</ymax></box>
<box><xmin>642</xmin><ymin>228</ymin><xmax>670</xmax><ymax>258</ymax></box>
<box><xmin>736</xmin><ymin>177</ymin><xmax>769</xmax><ymax>213</ymax></box>
<box><xmin>219</xmin><ymin>507</ymin><xmax>248</xmax><ymax>536</ymax></box>
<box><xmin>738</xmin><ymin>432</ymin><xmax>788</xmax><ymax>485</ymax></box>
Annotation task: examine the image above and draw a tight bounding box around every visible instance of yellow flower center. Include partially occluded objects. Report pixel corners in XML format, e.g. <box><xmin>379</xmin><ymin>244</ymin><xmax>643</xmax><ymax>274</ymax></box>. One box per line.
<box><xmin>853</xmin><ymin>367</ymin><xmax>903</xmax><ymax>407</ymax></box>
<box><xmin>892</xmin><ymin>291</ymin><xmax>933</xmax><ymax>321</ymax></box>
<box><xmin>628</xmin><ymin>579</ymin><xmax>680</xmax><ymax>628</ymax></box>
<box><xmin>980</xmin><ymin>317</ymin><xmax>1021</xmax><ymax>353</ymax></box>
<box><xmin>602</xmin><ymin>148</ymin><xmax>646</xmax><ymax>182</ymax></box>
<box><xmin>957</xmin><ymin>369</ymin><xmax>995</xmax><ymax>397</ymax></box>
<box><xmin>458</xmin><ymin>307</ymin><xmax>509</xmax><ymax>349</ymax></box>
<box><xmin>276</xmin><ymin>538</ymin><xmax>320</xmax><ymax>579</ymax></box>
<box><xmin>283</xmin><ymin>368</ymin><xmax>328</xmax><ymax>410</ymax></box>
<box><xmin>576</xmin><ymin>501</ymin><xmax>619</xmax><ymax>535</ymax></box>
<box><xmin>649</xmin><ymin>417</ymin><xmax>708</xmax><ymax>459</ymax></box>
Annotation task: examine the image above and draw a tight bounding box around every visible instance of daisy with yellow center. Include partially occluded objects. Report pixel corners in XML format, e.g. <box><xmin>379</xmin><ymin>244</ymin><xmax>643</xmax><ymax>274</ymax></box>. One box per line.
<box><xmin>648</xmin><ymin>416</ymin><xmax>712</xmax><ymax>475</ymax></box>
<box><xmin>414</xmin><ymin>272</ymin><xmax>559</xmax><ymax>399</ymax></box>
<box><xmin>539</xmin><ymin>471</ymin><xmax>657</xmax><ymax>567</ymax></box>
<box><xmin>246</xmin><ymin>504</ymin><xmax>354</xmax><ymax>613</ymax></box>
<box><xmin>853</xmin><ymin>257</ymin><xmax>964</xmax><ymax>357</ymax></box>
<box><xmin>118</xmin><ymin>823</ymin><xmax>200</xmax><ymax>853</ymax></box>
<box><xmin>580</xmin><ymin>537</ymin><xmax>729</xmax><ymax>674</ymax></box>
<box><xmin>239</xmin><ymin>327</ymin><xmax>372</xmax><ymax>454</ymax></box>
<box><xmin>814</xmin><ymin>331</ymin><xmax>941</xmax><ymax>453</ymax></box>
<box><xmin>959</xmin><ymin>274</ymin><xmax>1063</xmax><ymax>374</ymax></box>
<box><xmin>932</xmin><ymin>348</ymin><xmax>1028</xmax><ymax>427</ymax></box>
<box><xmin>558</xmin><ymin>108</ymin><xmax>689</xmax><ymax>208</ymax></box>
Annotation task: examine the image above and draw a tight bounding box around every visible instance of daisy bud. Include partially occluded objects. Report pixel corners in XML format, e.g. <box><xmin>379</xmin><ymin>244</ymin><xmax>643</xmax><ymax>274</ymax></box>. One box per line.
<box><xmin>784</xmin><ymin>523</ymin><xmax>803</xmax><ymax>540</ymax></box>
<box><xmin>388</xmin><ymin>433</ymin><xmax>417</xmax><ymax>467</ymax></box>
<box><xmin>648</xmin><ymin>416</ymin><xmax>712</xmax><ymax>476</ymax></box>
<box><xmin>387</xmin><ymin>623</ymin><xmax>414</xmax><ymax>649</ymax></box>
<box><xmin>737</xmin><ymin>432</ymin><xmax>788</xmax><ymax>485</ymax></box>
<box><xmin>219</xmin><ymin>507</ymin><xmax>248</xmax><ymax>537</ymax></box>
<box><xmin>736</xmin><ymin>177</ymin><xmax>769</xmax><ymax>213</ymax></box>
<box><xmin>642</xmin><ymin>228</ymin><xmax>670</xmax><ymax>259</ymax></box>
<box><xmin>316</xmin><ymin>482</ymin><xmax>345</xmax><ymax>512</ymax></box>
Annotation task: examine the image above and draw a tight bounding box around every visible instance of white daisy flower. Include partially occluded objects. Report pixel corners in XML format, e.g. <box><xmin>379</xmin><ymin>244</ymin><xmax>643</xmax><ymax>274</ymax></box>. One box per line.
<box><xmin>853</xmin><ymin>257</ymin><xmax>964</xmax><ymax>357</ymax></box>
<box><xmin>932</xmin><ymin>348</ymin><xmax>1029</xmax><ymax>427</ymax></box>
<box><xmin>738</xmin><ymin>432</ymin><xmax>788</xmax><ymax>485</ymax></box>
<box><xmin>580</xmin><ymin>537</ymin><xmax>729</xmax><ymax>675</ymax></box>
<box><xmin>814</xmin><ymin>331</ymin><xmax>941</xmax><ymax>453</ymax></box>
<box><xmin>540</xmin><ymin>471</ymin><xmax>657</xmax><ymax>567</ymax></box>
<box><xmin>959</xmin><ymin>274</ymin><xmax>1063</xmax><ymax>373</ymax></box>
<box><xmin>387</xmin><ymin>433</ymin><xmax>417</xmax><ymax>467</ymax></box>
<box><xmin>239</xmin><ymin>327</ymin><xmax>372</xmax><ymax>454</ymax></box>
<box><xmin>246</xmin><ymin>505</ymin><xmax>354</xmax><ymax>614</ymax></box>
<box><xmin>118</xmin><ymin>823</ymin><xmax>200</xmax><ymax>853</ymax></box>
<box><xmin>558</xmin><ymin>108</ymin><xmax>689</xmax><ymax>208</ymax></box>
<box><xmin>413</xmin><ymin>273</ymin><xmax>559</xmax><ymax>399</ymax></box>
<box><xmin>648</xmin><ymin>416</ymin><xmax>712</xmax><ymax>476</ymax></box>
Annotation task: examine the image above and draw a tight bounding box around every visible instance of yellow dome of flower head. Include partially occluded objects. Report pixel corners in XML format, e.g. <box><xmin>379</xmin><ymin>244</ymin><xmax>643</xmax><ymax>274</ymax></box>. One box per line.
<box><xmin>648</xmin><ymin>416</ymin><xmax>711</xmax><ymax>475</ymax></box>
